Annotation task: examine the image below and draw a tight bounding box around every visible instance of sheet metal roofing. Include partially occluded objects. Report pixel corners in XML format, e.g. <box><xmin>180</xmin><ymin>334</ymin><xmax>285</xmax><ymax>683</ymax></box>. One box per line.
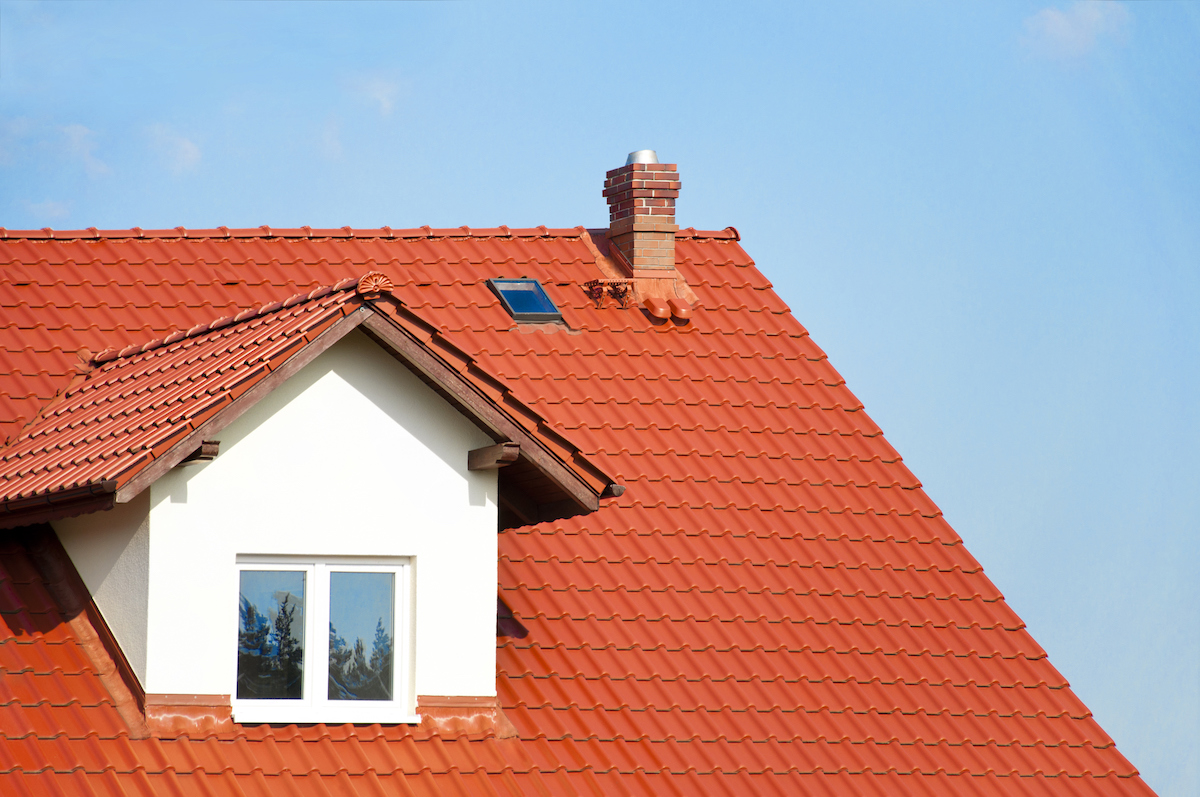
<box><xmin>0</xmin><ymin>226</ymin><xmax>1153</xmax><ymax>795</ymax></box>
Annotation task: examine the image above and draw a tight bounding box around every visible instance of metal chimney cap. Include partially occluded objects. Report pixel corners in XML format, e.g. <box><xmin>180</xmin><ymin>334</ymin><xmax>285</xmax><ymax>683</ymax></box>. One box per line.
<box><xmin>625</xmin><ymin>149</ymin><xmax>659</xmax><ymax>165</ymax></box>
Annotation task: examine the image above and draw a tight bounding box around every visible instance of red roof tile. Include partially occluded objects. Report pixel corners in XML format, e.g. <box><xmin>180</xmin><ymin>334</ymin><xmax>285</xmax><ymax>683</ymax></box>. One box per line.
<box><xmin>0</xmin><ymin>283</ymin><xmax>360</xmax><ymax>507</ymax></box>
<box><xmin>0</xmin><ymin>227</ymin><xmax>1154</xmax><ymax>794</ymax></box>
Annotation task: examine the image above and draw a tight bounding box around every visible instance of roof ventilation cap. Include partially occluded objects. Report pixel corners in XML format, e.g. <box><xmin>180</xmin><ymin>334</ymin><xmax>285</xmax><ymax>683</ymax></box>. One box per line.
<box><xmin>643</xmin><ymin>296</ymin><xmax>671</xmax><ymax>319</ymax></box>
<box><xmin>625</xmin><ymin>150</ymin><xmax>659</xmax><ymax>165</ymax></box>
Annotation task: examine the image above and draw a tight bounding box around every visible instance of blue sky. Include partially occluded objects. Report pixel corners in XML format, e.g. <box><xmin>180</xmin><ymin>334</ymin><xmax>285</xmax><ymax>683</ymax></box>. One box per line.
<box><xmin>2</xmin><ymin>1</ymin><xmax>1197</xmax><ymax>791</ymax></box>
<box><xmin>240</xmin><ymin>570</ymin><xmax>305</xmax><ymax>645</ymax></box>
<box><xmin>330</xmin><ymin>571</ymin><xmax>393</xmax><ymax>655</ymax></box>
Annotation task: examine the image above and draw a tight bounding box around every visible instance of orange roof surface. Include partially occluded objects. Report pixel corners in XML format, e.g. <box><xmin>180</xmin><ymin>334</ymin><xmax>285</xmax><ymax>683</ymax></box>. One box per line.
<box><xmin>0</xmin><ymin>273</ymin><xmax>611</xmax><ymax>527</ymax></box>
<box><xmin>0</xmin><ymin>283</ymin><xmax>358</xmax><ymax>506</ymax></box>
<box><xmin>0</xmin><ymin>226</ymin><xmax>1153</xmax><ymax>794</ymax></box>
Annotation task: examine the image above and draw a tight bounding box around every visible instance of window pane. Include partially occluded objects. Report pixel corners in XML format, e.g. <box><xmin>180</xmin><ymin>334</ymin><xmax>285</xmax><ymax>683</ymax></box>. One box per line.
<box><xmin>502</xmin><ymin>284</ymin><xmax>555</xmax><ymax>314</ymax></box>
<box><xmin>328</xmin><ymin>572</ymin><xmax>394</xmax><ymax>701</ymax></box>
<box><xmin>237</xmin><ymin>571</ymin><xmax>305</xmax><ymax>700</ymax></box>
<box><xmin>489</xmin><ymin>278</ymin><xmax>561</xmax><ymax>322</ymax></box>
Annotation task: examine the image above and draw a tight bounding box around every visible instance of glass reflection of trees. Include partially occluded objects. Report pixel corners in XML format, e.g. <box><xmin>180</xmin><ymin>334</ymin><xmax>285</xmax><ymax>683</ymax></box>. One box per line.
<box><xmin>328</xmin><ymin>618</ymin><xmax>393</xmax><ymax>701</ymax></box>
<box><xmin>237</xmin><ymin>589</ymin><xmax>305</xmax><ymax>700</ymax></box>
<box><xmin>236</xmin><ymin>569</ymin><xmax>395</xmax><ymax>703</ymax></box>
<box><xmin>328</xmin><ymin>571</ymin><xmax>394</xmax><ymax>702</ymax></box>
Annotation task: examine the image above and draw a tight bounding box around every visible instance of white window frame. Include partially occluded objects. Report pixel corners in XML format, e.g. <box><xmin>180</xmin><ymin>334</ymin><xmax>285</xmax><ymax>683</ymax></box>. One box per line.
<box><xmin>232</xmin><ymin>555</ymin><xmax>415</xmax><ymax>725</ymax></box>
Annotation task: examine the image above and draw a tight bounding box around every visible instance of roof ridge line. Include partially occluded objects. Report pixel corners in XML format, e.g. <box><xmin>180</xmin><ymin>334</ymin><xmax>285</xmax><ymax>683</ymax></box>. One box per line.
<box><xmin>0</xmin><ymin>225</ymin><xmax>586</xmax><ymax>242</ymax></box>
<box><xmin>0</xmin><ymin>224</ymin><xmax>741</xmax><ymax>242</ymax></box>
<box><xmin>88</xmin><ymin>274</ymin><xmax>367</xmax><ymax>366</ymax></box>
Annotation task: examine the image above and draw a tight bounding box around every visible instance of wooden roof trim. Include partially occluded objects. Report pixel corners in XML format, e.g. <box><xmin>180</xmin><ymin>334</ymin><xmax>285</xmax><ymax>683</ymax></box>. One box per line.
<box><xmin>113</xmin><ymin>305</ymin><xmax>372</xmax><ymax>505</ymax></box>
<box><xmin>368</xmin><ymin>297</ymin><xmax>611</xmax><ymax>495</ymax></box>
<box><xmin>0</xmin><ymin>480</ymin><xmax>117</xmax><ymax>531</ymax></box>
<box><xmin>360</xmin><ymin>309</ymin><xmax>601</xmax><ymax>514</ymax></box>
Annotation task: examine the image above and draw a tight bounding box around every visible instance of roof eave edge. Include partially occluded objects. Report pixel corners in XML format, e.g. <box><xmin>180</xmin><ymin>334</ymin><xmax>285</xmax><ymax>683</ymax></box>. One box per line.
<box><xmin>0</xmin><ymin>479</ymin><xmax>117</xmax><ymax>531</ymax></box>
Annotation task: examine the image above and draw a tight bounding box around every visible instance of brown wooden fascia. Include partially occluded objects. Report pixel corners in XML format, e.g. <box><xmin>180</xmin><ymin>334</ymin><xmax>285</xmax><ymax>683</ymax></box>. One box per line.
<box><xmin>382</xmin><ymin>302</ymin><xmax>606</xmax><ymax>491</ymax></box>
<box><xmin>468</xmin><ymin>442</ymin><xmax>520</xmax><ymax>471</ymax></box>
<box><xmin>113</xmin><ymin>305</ymin><xmax>373</xmax><ymax>505</ymax></box>
<box><xmin>360</xmin><ymin>309</ymin><xmax>602</xmax><ymax>513</ymax></box>
<box><xmin>0</xmin><ymin>480</ymin><xmax>118</xmax><ymax>531</ymax></box>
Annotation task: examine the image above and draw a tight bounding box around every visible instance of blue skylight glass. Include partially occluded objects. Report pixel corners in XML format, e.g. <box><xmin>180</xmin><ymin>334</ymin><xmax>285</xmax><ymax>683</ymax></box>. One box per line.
<box><xmin>488</xmin><ymin>278</ymin><xmax>562</xmax><ymax>322</ymax></box>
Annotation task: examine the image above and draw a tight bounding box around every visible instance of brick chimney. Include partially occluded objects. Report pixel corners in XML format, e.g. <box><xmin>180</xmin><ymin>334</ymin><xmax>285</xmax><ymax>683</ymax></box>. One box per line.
<box><xmin>603</xmin><ymin>150</ymin><xmax>680</xmax><ymax>278</ymax></box>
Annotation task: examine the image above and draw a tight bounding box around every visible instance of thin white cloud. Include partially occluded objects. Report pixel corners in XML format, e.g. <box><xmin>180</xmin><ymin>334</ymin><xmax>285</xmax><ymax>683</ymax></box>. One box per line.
<box><xmin>321</xmin><ymin>117</ymin><xmax>344</xmax><ymax>160</ymax></box>
<box><xmin>1023</xmin><ymin>1</ymin><xmax>1130</xmax><ymax>60</ymax></box>
<box><xmin>61</xmin><ymin>123</ymin><xmax>110</xmax><ymax>177</ymax></box>
<box><xmin>347</xmin><ymin>73</ymin><xmax>403</xmax><ymax>117</ymax></box>
<box><xmin>148</xmin><ymin>123</ymin><xmax>201</xmax><ymax>174</ymax></box>
<box><xmin>24</xmin><ymin>199</ymin><xmax>70</xmax><ymax>221</ymax></box>
<box><xmin>0</xmin><ymin>117</ymin><xmax>34</xmax><ymax>165</ymax></box>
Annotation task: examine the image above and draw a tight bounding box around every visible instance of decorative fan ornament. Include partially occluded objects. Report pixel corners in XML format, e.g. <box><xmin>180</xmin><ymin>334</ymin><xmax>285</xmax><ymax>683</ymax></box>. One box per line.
<box><xmin>356</xmin><ymin>271</ymin><xmax>395</xmax><ymax>298</ymax></box>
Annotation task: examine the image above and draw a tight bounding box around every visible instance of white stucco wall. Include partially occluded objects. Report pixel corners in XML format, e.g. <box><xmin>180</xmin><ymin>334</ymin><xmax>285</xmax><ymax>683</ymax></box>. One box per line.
<box><xmin>56</xmin><ymin>491</ymin><xmax>151</xmax><ymax>682</ymax></box>
<box><xmin>57</xmin><ymin>330</ymin><xmax>499</xmax><ymax>715</ymax></box>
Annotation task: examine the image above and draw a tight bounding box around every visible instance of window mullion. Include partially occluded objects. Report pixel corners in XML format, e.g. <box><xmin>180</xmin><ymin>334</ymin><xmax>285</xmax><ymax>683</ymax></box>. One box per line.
<box><xmin>311</xmin><ymin>562</ymin><xmax>330</xmax><ymax>713</ymax></box>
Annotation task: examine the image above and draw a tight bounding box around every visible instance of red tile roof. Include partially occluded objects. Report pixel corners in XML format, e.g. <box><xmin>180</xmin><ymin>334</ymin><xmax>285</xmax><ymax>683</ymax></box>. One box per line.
<box><xmin>0</xmin><ymin>226</ymin><xmax>1154</xmax><ymax>794</ymax></box>
<box><xmin>0</xmin><ymin>272</ymin><xmax>612</xmax><ymax>528</ymax></box>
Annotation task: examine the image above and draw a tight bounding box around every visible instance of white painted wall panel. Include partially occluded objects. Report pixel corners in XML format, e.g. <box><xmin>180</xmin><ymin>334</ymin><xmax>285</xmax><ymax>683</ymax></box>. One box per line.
<box><xmin>56</xmin><ymin>492</ymin><xmax>151</xmax><ymax>682</ymax></box>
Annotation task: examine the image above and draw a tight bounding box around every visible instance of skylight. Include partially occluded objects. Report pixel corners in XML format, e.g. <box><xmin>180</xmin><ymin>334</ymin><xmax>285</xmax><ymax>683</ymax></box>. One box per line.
<box><xmin>488</xmin><ymin>278</ymin><xmax>562</xmax><ymax>323</ymax></box>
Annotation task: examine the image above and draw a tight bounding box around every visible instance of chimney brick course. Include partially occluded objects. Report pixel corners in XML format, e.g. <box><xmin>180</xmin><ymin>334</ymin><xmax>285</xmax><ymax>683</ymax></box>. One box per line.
<box><xmin>605</xmin><ymin>161</ymin><xmax>680</xmax><ymax>273</ymax></box>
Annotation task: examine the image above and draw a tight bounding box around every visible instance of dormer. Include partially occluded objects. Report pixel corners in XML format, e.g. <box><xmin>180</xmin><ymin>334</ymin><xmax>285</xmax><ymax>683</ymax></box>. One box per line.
<box><xmin>0</xmin><ymin>273</ymin><xmax>613</xmax><ymax>732</ymax></box>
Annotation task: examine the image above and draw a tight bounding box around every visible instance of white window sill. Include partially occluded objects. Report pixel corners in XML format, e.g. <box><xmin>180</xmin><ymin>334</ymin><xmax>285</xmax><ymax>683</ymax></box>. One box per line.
<box><xmin>232</xmin><ymin>704</ymin><xmax>422</xmax><ymax>726</ymax></box>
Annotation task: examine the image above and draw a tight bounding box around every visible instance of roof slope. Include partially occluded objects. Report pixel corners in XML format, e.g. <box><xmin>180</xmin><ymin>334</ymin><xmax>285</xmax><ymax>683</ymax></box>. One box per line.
<box><xmin>0</xmin><ymin>226</ymin><xmax>1154</xmax><ymax>795</ymax></box>
<box><xmin>0</xmin><ymin>273</ymin><xmax>612</xmax><ymax>528</ymax></box>
<box><xmin>0</xmin><ymin>281</ymin><xmax>360</xmax><ymax>515</ymax></box>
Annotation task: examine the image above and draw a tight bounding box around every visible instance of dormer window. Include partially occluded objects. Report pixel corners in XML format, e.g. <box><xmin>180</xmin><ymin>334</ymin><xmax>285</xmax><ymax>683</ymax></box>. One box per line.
<box><xmin>233</xmin><ymin>556</ymin><xmax>413</xmax><ymax>724</ymax></box>
<box><xmin>488</xmin><ymin>278</ymin><xmax>562</xmax><ymax>323</ymax></box>
<box><xmin>38</xmin><ymin>309</ymin><xmax>610</xmax><ymax>735</ymax></box>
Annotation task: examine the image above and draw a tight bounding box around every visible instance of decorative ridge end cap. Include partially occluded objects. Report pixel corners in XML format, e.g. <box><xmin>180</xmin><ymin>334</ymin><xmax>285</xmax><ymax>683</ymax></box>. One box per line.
<box><xmin>673</xmin><ymin>227</ymin><xmax>740</xmax><ymax>241</ymax></box>
<box><xmin>357</xmin><ymin>271</ymin><xmax>395</xmax><ymax>298</ymax></box>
